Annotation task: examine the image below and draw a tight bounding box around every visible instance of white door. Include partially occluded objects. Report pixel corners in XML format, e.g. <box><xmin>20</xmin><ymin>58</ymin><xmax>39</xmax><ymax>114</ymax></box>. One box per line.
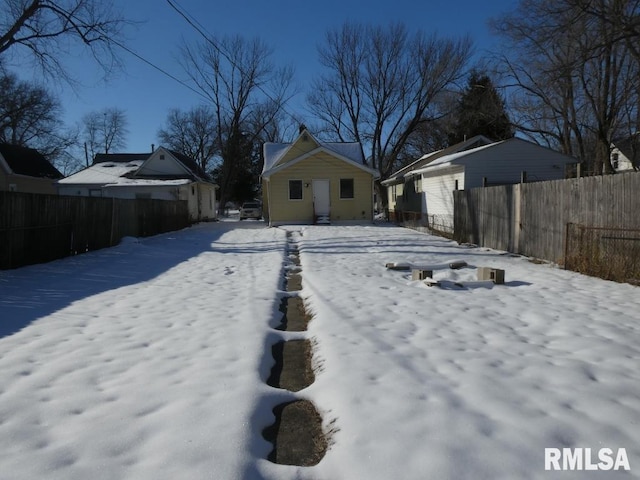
<box><xmin>312</xmin><ymin>179</ymin><xmax>330</xmax><ymax>216</ymax></box>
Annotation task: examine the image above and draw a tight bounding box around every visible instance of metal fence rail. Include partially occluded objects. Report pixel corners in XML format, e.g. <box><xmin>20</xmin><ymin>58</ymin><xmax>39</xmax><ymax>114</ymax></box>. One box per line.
<box><xmin>565</xmin><ymin>223</ymin><xmax>640</xmax><ymax>284</ymax></box>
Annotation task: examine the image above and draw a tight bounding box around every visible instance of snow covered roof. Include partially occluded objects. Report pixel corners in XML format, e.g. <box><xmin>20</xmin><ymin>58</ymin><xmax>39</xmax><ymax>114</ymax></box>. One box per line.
<box><xmin>410</xmin><ymin>137</ymin><xmax>578</xmax><ymax>176</ymax></box>
<box><xmin>58</xmin><ymin>148</ymin><xmax>215</xmax><ymax>186</ymax></box>
<box><xmin>262</xmin><ymin>143</ymin><xmax>292</xmax><ymax>173</ymax></box>
<box><xmin>262</xmin><ymin>129</ymin><xmax>375</xmax><ymax>178</ymax></box>
<box><xmin>58</xmin><ymin>160</ymin><xmax>145</xmax><ymax>185</ymax></box>
<box><xmin>411</xmin><ymin>141</ymin><xmax>499</xmax><ymax>175</ymax></box>
<box><xmin>382</xmin><ymin>135</ymin><xmax>494</xmax><ymax>185</ymax></box>
<box><xmin>103</xmin><ymin>178</ymin><xmax>191</xmax><ymax>187</ymax></box>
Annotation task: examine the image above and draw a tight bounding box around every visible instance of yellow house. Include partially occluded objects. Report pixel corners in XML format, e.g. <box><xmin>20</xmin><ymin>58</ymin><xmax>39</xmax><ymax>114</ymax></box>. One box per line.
<box><xmin>262</xmin><ymin>129</ymin><xmax>378</xmax><ymax>226</ymax></box>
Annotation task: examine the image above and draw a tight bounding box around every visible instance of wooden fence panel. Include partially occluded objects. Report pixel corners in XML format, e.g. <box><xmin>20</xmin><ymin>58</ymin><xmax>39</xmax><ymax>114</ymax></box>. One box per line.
<box><xmin>0</xmin><ymin>192</ymin><xmax>190</xmax><ymax>269</ymax></box>
<box><xmin>454</xmin><ymin>171</ymin><xmax>640</xmax><ymax>266</ymax></box>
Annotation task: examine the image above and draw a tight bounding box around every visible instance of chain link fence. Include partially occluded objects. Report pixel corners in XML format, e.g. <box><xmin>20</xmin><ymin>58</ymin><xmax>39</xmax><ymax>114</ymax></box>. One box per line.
<box><xmin>390</xmin><ymin>210</ymin><xmax>454</xmax><ymax>238</ymax></box>
<box><xmin>565</xmin><ymin>223</ymin><xmax>640</xmax><ymax>285</ymax></box>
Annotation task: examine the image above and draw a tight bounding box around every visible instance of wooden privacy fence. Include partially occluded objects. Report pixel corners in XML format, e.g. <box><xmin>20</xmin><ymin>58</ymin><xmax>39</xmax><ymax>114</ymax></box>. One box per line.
<box><xmin>0</xmin><ymin>192</ymin><xmax>190</xmax><ymax>269</ymax></box>
<box><xmin>454</xmin><ymin>172</ymin><xmax>640</xmax><ymax>281</ymax></box>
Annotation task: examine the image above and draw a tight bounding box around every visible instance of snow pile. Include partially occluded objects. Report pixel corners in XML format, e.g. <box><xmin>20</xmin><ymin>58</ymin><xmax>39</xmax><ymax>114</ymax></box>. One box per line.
<box><xmin>0</xmin><ymin>221</ymin><xmax>639</xmax><ymax>480</ymax></box>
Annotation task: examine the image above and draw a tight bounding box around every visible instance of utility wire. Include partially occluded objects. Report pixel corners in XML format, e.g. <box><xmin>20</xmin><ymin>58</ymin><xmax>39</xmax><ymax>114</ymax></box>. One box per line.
<box><xmin>110</xmin><ymin>38</ymin><xmax>211</xmax><ymax>103</ymax></box>
<box><xmin>165</xmin><ymin>0</ymin><xmax>303</xmax><ymax>126</ymax></box>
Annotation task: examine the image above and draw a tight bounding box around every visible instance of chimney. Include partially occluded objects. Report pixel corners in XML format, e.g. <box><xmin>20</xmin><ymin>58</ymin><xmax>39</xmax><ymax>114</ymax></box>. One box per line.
<box><xmin>151</xmin><ymin>143</ymin><xmax>155</xmax><ymax>152</ymax></box>
<box><xmin>298</xmin><ymin>124</ymin><xmax>307</xmax><ymax>134</ymax></box>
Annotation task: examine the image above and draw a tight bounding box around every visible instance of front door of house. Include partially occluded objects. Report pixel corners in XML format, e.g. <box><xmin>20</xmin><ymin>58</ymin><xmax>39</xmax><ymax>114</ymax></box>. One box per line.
<box><xmin>312</xmin><ymin>179</ymin><xmax>330</xmax><ymax>216</ymax></box>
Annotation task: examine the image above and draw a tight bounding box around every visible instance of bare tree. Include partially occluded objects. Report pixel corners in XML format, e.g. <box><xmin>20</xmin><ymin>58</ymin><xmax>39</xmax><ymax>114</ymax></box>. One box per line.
<box><xmin>492</xmin><ymin>0</ymin><xmax>640</xmax><ymax>174</ymax></box>
<box><xmin>0</xmin><ymin>71</ymin><xmax>77</xmax><ymax>163</ymax></box>
<box><xmin>308</xmin><ymin>22</ymin><xmax>473</xmax><ymax>200</ymax></box>
<box><xmin>179</xmin><ymin>34</ymin><xmax>295</xmax><ymax>214</ymax></box>
<box><xmin>0</xmin><ymin>0</ymin><xmax>128</xmax><ymax>82</ymax></box>
<box><xmin>82</xmin><ymin>107</ymin><xmax>128</xmax><ymax>162</ymax></box>
<box><xmin>157</xmin><ymin>106</ymin><xmax>218</xmax><ymax>172</ymax></box>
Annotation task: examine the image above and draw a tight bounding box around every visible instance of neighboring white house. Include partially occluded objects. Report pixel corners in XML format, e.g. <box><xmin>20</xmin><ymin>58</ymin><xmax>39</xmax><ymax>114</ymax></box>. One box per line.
<box><xmin>407</xmin><ymin>137</ymin><xmax>578</xmax><ymax>233</ymax></box>
<box><xmin>58</xmin><ymin>147</ymin><xmax>218</xmax><ymax>222</ymax></box>
<box><xmin>610</xmin><ymin>135</ymin><xmax>639</xmax><ymax>172</ymax></box>
<box><xmin>382</xmin><ymin>135</ymin><xmax>493</xmax><ymax>219</ymax></box>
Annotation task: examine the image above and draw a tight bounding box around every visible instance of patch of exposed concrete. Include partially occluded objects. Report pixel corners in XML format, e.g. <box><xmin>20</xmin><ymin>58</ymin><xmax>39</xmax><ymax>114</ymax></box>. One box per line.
<box><xmin>262</xmin><ymin>400</ymin><xmax>327</xmax><ymax>466</ymax></box>
<box><xmin>262</xmin><ymin>229</ymin><xmax>328</xmax><ymax>467</ymax></box>
<box><xmin>267</xmin><ymin>339</ymin><xmax>315</xmax><ymax>392</ymax></box>
<box><xmin>275</xmin><ymin>296</ymin><xmax>310</xmax><ymax>332</ymax></box>
<box><xmin>286</xmin><ymin>272</ymin><xmax>302</xmax><ymax>292</ymax></box>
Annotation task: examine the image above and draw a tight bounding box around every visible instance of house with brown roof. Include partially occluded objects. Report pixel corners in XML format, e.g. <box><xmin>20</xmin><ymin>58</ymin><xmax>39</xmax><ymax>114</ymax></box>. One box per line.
<box><xmin>0</xmin><ymin>143</ymin><xmax>63</xmax><ymax>194</ymax></box>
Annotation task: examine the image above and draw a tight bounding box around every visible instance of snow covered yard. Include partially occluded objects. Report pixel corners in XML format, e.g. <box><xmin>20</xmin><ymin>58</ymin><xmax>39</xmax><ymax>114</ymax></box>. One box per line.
<box><xmin>0</xmin><ymin>221</ymin><xmax>639</xmax><ymax>479</ymax></box>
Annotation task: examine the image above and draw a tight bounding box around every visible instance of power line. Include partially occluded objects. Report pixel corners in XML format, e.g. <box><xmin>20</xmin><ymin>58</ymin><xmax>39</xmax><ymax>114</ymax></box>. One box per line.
<box><xmin>110</xmin><ymin>38</ymin><xmax>211</xmax><ymax>103</ymax></box>
<box><xmin>165</xmin><ymin>0</ymin><xmax>303</xmax><ymax>126</ymax></box>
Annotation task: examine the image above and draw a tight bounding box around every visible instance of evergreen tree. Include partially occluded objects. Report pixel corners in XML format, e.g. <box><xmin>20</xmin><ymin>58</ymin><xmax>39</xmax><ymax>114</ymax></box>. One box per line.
<box><xmin>448</xmin><ymin>71</ymin><xmax>514</xmax><ymax>145</ymax></box>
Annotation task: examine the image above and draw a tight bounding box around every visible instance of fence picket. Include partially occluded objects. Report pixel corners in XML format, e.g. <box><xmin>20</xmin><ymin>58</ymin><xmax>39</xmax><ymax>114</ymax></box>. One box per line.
<box><xmin>453</xmin><ymin>171</ymin><xmax>640</xmax><ymax>281</ymax></box>
<box><xmin>0</xmin><ymin>192</ymin><xmax>190</xmax><ymax>269</ymax></box>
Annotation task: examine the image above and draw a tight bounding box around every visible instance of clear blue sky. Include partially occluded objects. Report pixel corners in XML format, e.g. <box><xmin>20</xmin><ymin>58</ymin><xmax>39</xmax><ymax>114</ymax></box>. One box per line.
<box><xmin>17</xmin><ymin>0</ymin><xmax>518</xmax><ymax>154</ymax></box>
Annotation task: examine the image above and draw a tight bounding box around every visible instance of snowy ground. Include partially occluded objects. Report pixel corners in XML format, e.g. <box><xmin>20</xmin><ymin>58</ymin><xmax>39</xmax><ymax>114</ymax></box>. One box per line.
<box><xmin>0</xmin><ymin>221</ymin><xmax>639</xmax><ymax>479</ymax></box>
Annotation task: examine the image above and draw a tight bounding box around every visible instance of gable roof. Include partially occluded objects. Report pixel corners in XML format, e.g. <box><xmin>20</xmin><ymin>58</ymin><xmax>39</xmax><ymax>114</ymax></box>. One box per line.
<box><xmin>57</xmin><ymin>159</ymin><xmax>145</xmax><ymax>185</ymax></box>
<box><xmin>165</xmin><ymin>148</ymin><xmax>211</xmax><ymax>181</ymax></box>
<box><xmin>59</xmin><ymin>148</ymin><xmax>215</xmax><ymax>186</ymax></box>
<box><xmin>94</xmin><ymin>153</ymin><xmax>149</xmax><ymax>164</ymax></box>
<box><xmin>411</xmin><ymin>137</ymin><xmax>577</xmax><ymax>176</ymax></box>
<box><xmin>262</xmin><ymin>129</ymin><xmax>377</xmax><ymax>178</ymax></box>
<box><xmin>0</xmin><ymin>143</ymin><xmax>63</xmax><ymax>179</ymax></box>
<box><xmin>381</xmin><ymin>135</ymin><xmax>493</xmax><ymax>185</ymax></box>
<box><xmin>612</xmin><ymin>134</ymin><xmax>640</xmax><ymax>161</ymax></box>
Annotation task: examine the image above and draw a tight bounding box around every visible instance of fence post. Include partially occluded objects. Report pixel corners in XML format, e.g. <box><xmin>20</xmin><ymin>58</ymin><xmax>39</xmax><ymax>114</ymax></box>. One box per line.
<box><xmin>110</xmin><ymin>197</ymin><xmax>116</xmax><ymax>246</ymax></box>
<box><xmin>564</xmin><ymin>222</ymin><xmax>571</xmax><ymax>270</ymax></box>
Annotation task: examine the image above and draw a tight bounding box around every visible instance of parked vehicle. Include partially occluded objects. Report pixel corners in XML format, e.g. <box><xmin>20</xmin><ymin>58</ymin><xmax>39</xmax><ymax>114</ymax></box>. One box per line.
<box><xmin>239</xmin><ymin>202</ymin><xmax>262</xmax><ymax>220</ymax></box>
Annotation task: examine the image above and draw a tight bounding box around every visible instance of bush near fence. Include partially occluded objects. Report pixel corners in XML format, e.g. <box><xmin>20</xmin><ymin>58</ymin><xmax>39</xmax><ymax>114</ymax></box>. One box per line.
<box><xmin>565</xmin><ymin>224</ymin><xmax>640</xmax><ymax>284</ymax></box>
<box><xmin>453</xmin><ymin>172</ymin><xmax>640</xmax><ymax>284</ymax></box>
<box><xmin>0</xmin><ymin>192</ymin><xmax>191</xmax><ymax>270</ymax></box>
<box><xmin>390</xmin><ymin>210</ymin><xmax>455</xmax><ymax>238</ymax></box>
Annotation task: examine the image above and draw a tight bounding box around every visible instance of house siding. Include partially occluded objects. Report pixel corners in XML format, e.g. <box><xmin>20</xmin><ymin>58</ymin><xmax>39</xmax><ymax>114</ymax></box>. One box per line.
<box><xmin>1</xmin><ymin>173</ymin><xmax>58</xmax><ymax>194</ymax></box>
<box><xmin>264</xmin><ymin>152</ymin><xmax>373</xmax><ymax>224</ymax></box>
<box><xmin>104</xmin><ymin>183</ymin><xmax>216</xmax><ymax>221</ymax></box>
<box><xmin>463</xmin><ymin>140</ymin><xmax>569</xmax><ymax>188</ymax></box>
<box><xmin>422</xmin><ymin>166</ymin><xmax>464</xmax><ymax>232</ymax></box>
<box><xmin>142</xmin><ymin>152</ymin><xmax>186</xmax><ymax>176</ymax></box>
<box><xmin>275</xmin><ymin>135</ymin><xmax>319</xmax><ymax>167</ymax></box>
<box><xmin>386</xmin><ymin>182</ymin><xmax>404</xmax><ymax>213</ymax></box>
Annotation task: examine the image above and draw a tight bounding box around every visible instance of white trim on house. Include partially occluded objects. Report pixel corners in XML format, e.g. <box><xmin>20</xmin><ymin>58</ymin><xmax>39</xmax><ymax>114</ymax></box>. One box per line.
<box><xmin>263</xmin><ymin>146</ymin><xmax>378</xmax><ymax>179</ymax></box>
